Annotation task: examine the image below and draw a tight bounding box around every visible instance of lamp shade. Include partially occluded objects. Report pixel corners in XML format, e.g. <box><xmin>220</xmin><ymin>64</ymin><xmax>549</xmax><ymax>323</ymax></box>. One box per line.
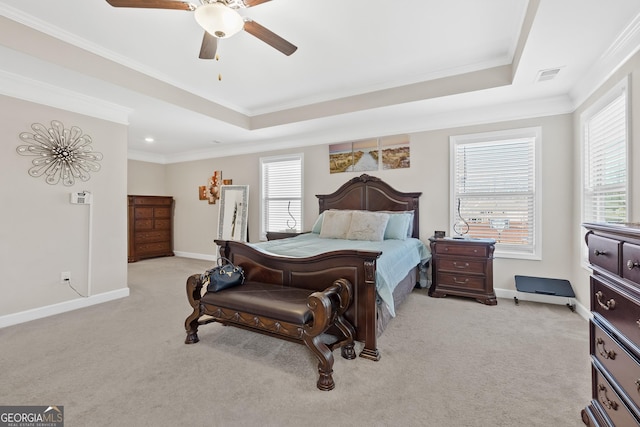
<box><xmin>194</xmin><ymin>3</ymin><xmax>244</xmax><ymax>39</ymax></box>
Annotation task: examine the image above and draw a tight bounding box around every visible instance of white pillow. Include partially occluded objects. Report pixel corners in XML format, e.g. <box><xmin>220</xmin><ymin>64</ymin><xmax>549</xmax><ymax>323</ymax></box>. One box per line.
<box><xmin>346</xmin><ymin>211</ymin><xmax>390</xmax><ymax>241</ymax></box>
<box><xmin>319</xmin><ymin>210</ymin><xmax>353</xmax><ymax>239</ymax></box>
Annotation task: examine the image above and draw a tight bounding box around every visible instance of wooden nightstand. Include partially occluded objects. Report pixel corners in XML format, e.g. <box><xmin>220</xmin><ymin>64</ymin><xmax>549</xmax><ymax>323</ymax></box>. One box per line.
<box><xmin>428</xmin><ymin>237</ymin><xmax>497</xmax><ymax>305</ymax></box>
<box><xmin>266</xmin><ymin>231</ymin><xmax>306</xmax><ymax>241</ymax></box>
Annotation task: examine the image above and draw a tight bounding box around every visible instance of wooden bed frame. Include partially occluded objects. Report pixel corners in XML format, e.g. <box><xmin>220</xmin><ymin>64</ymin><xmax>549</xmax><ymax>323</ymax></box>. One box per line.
<box><xmin>216</xmin><ymin>174</ymin><xmax>422</xmax><ymax>360</ymax></box>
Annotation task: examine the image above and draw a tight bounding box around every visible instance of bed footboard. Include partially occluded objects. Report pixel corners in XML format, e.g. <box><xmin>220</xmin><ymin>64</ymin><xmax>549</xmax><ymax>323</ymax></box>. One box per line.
<box><xmin>216</xmin><ymin>239</ymin><xmax>383</xmax><ymax>360</ymax></box>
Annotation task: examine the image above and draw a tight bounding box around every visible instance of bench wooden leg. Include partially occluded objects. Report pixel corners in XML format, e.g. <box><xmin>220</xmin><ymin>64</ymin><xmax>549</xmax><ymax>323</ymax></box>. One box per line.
<box><xmin>303</xmin><ymin>334</ymin><xmax>335</xmax><ymax>391</ymax></box>
<box><xmin>184</xmin><ymin>274</ymin><xmax>202</xmax><ymax>344</ymax></box>
<box><xmin>335</xmin><ymin>316</ymin><xmax>356</xmax><ymax>360</ymax></box>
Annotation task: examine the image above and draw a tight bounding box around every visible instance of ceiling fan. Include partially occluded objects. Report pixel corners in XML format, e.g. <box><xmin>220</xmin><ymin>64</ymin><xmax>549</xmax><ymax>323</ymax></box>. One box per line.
<box><xmin>105</xmin><ymin>0</ymin><xmax>297</xmax><ymax>58</ymax></box>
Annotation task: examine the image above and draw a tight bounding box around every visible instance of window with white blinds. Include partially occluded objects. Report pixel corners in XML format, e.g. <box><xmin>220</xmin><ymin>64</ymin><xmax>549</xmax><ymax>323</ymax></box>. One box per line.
<box><xmin>260</xmin><ymin>154</ymin><xmax>303</xmax><ymax>240</ymax></box>
<box><xmin>450</xmin><ymin>127</ymin><xmax>541</xmax><ymax>259</ymax></box>
<box><xmin>582</xmin><ymin>78</ymin><xmax>628</xmax><ymax>224</ymax></box>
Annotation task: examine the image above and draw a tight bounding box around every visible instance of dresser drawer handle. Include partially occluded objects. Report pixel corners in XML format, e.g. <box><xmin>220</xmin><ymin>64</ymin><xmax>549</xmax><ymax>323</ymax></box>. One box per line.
<box><xmin>594</xmin><ymin>249</ymin><xmax>607</xmax><ymax>256</ymax></box>
<box><xmin>453</xmin><ymin>262</ymin><xmax>469</xmax><ymax>269</ymax></box>
<box><xmin>453</xmin><ymin>277</ymin><xmax>469</xmax><ymax>285</ymax></box>
<box><xmin>595</xmin><ymin>291</ymin><xmax>616</xmax><ymax>311</ymax></box>
<box><xmin>636</xmin><ymin>379</ymin><xmax>640</xmax><ymax>393</ymax></box>
<box><xmin>598</xmin><ymin>384</ymin><xmax>619</xmax><ymax>410</ymax></box>
<box><xmin>627</xmin><ymin>260</ymin><xmax>640</xmax><ymax>270</ymax></box>
<box><xmin>596</xmin><ymin>338</ymin><xmax>616</xmax><ymax>360</ymax></box>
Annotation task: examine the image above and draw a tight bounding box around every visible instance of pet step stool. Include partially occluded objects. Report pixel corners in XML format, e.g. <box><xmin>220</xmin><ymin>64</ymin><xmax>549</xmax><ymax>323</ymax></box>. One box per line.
<box><xmin>513</xmin><ymin>275</ymin><xmax>576</xmax><ymax>312</ymax></box>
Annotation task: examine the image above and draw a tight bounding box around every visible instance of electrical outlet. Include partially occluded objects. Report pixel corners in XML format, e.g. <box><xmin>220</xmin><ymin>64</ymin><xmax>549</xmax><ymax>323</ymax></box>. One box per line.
<box><xmin>60</xmin><ymin>271</ymin><xmax>71</xmax><ymax>283</ymax></box>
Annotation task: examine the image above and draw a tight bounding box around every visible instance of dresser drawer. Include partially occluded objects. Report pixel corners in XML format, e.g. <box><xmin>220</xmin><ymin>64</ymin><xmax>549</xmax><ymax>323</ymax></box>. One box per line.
<box><xmin>623</xmin><ymin>243</ymin><xmax>640</xmax><ymax>287</ymax></box>
<box><xmin>154</xmin><ymin>219</ymin><xmax>171</xmax><ymax>230</ymax></box>
<box><xmin>135</xmin><ymin>241</ymin><xmax>172</xmax><ymax>254</ymax></box>
<box><xmin>135</xmin><ymin>207</ymin><xmax>154</xmax><ymax>220</ymax></box>
<box><xmin>588</xmin><ymin>234</ymin><xmax>621</xmax><ymax>276</ymax></box>
<box><xmin>592</xmin><ymin>320</ymin><xmax>640</xmax><ymax>412</ymax></box>
<box><xmin>437</xmin><ymin>273</ymin><xmax>486</xmax><ymax>291</ymax></box>
<box><xmin>154</xmin><ymin>207</ymin><xmax>172</xmax><ymax>219</ymax></box>
<box><xmin>135</xmin><ymin>219</ymin><xmax>153</xmax><ymax>230</ymax></box>
<box><xmin>592</xmin><ymin>277</ymin><xmax>640</xmax><ymax>348</ymax></box>
<box><xmin>592</xmin><ymin>365</ymin><xmax>639</xmax><ymax>427</ymax></box>
<box><xmin>438</xmin><ymin>259</ymin><xmax>485</xmax><ymax>275</ymax></box>
<box><xmin>435</xmin><ymin>243</ymin><xmax>488</xmax><ymax>258</ymax></box>
<box><xmin>132</xmin><ymin>196</ymin><xmax>173</xmax><ymax>206</ymax></box>
<box><xmin>136</xmin><ymin>230</ymin><xmax>170</xmax><ymax>243</ymax></box>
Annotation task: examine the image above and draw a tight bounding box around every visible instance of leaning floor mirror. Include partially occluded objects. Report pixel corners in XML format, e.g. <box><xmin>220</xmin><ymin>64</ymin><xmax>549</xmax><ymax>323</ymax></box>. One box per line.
<box><xmin>217</xmin><ymin>185</ymin><xmax>249</xmax><ymax>242</ymax></box>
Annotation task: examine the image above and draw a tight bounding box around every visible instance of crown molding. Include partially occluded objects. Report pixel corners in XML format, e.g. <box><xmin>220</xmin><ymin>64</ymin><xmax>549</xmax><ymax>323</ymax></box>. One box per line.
<box><xmin>570</xmin><ymin>12</ymin><xmax>640</xmax><ymax>108</ymax></box>
<box><xmin>127</xmin><ymin>149</ymin><xmax>169</xmax><ymax>164</ymax></box>
<box><xmin>0</xmin><ymin>69</ymin><xmax>131</xmax><ymax>124</ymax></box>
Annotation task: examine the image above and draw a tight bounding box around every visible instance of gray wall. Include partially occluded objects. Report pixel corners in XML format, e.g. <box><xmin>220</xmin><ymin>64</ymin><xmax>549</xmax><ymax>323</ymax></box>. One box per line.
<box><xmin>128</xmin><ymin>114</ymin><xmax>574</xmax><ymax>303</ymax></box>
<box><xmin>1</xmin><ymin>95</ymin><xmax>128</xmax><ymax>319</ymax></box>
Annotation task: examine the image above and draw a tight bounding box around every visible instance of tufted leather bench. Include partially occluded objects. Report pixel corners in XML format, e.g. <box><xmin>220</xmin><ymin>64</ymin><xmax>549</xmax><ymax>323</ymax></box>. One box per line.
<box><xmin>184</xmin><ymin>276</ymin><xmax>356</xmax><ymax>391</ymax></box>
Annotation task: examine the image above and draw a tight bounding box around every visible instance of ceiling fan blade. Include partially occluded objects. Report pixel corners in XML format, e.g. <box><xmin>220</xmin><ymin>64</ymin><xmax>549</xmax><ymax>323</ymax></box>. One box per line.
<box><xmin>243</xmin><ymin>20</ymin><xmax>297</xmax><ymax>56</ymax></box>
<box><xmin>242</xmin><ymin>0</ymin><xmax>272</xmax><ymax>7</ymax></box>
<box><xmin>105</xmin><ymin>0</ymin><xmax>194</xmax><ymax>11</ymax></box>
<box><xmin>199</xmin><ymin>31</ymin><xmax>218</xmax><ymax>59</ymax></box>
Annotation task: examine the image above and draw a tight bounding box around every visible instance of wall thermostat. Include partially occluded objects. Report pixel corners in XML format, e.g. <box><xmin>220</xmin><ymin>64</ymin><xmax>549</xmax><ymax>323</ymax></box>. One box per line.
<box><xmin>70</xmin><ymin>191</ymin><xmax>92</xmax><ymax>205</ymax></box>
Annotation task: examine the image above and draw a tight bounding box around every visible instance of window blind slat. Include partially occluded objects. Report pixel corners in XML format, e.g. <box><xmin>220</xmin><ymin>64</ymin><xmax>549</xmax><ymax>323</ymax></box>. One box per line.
<box><xmin>452</xmin><ymin>133</ymin><xmax>537</xmax><ymax>255</ymax></box>
<box><xmin>583</xmin><ymin>89</ymin><xmax>627</xmax><ymax>223</ymax></box>
<box><xmin>261</xmin><ymin>156</ymin><xmax>303</xmax><ymax>237</ymax></box>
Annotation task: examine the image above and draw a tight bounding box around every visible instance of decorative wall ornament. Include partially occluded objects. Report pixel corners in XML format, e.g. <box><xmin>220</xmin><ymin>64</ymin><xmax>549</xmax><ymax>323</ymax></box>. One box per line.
<box><xmin>199</xmin><ymin>172</ymin><xmax>233</xmax><ymax>204</ymax></box>
<box><xmin>16</xmin><ymin>120</ymin><xmax>103</xmax><ymax>186</ymax></box>
<box><xmin>207</xmin><ymin>171</ymin><xmax>221</xmax><ymax>204</ymax></box>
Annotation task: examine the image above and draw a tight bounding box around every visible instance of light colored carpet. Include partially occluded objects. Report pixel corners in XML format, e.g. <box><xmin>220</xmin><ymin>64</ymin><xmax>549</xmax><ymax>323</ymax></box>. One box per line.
<box><xmin>1</xmin><ymin>256</ymin><xmax>591</xmax><ymax>426</ymax></box>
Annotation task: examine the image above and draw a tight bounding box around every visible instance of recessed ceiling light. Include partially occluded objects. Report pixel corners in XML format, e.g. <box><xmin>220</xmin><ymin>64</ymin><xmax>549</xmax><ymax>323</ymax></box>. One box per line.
<box><xmin>144</xmin><ymin>137</ymin><xmax>155</xmax><ymax>143</ymax></box>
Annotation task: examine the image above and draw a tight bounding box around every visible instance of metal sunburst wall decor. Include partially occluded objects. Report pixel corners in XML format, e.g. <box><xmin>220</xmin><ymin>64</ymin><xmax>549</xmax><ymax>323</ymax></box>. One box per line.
<box><xmin>16</xmin><ymin>120</ymin><xmax>103</xmax><ymax>186</ymax></box>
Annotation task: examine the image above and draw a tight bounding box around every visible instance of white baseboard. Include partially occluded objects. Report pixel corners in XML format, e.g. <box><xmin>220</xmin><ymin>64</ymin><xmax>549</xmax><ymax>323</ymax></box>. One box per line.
<box><xmin>174</xmin><ymin>251</ymin><xmax>217</xmax><ymax>261</ymax></box>
<box><xmin>0</xmin><ymin>287</ymin><xmax>130</xmax><ymax>329</ymax></box>
<box><xmin>495</xmin><ymin>287</ymin><xmax>590</xmax><ymax>320</ymax></box>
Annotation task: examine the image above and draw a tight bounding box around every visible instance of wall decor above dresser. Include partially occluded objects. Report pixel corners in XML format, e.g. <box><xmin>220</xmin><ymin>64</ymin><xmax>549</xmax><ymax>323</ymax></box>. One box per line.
<box><xmin>582</xmin><ymin>223</ymin><xmax>640</xmax><ymax>427</ymax></box>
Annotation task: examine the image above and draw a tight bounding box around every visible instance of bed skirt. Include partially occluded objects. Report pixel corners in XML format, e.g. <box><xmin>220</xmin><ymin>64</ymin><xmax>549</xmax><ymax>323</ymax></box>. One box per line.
<box><xmin>376</xmin><ymin>266</ymin><xmax>418</xmax><ymax>337</ymax></box>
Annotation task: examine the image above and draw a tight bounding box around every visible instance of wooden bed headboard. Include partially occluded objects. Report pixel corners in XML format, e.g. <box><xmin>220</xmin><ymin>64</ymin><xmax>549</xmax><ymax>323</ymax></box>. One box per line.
<box><xmin>316</xmin><ymin>174</ymin><xmax>422</xmax><ymax>238</ymax></box>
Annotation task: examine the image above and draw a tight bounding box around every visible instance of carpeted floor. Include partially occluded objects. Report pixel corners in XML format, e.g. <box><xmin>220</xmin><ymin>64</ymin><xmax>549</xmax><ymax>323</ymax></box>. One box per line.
<box><xmin>1</xmin><ymin>256</ymin><xmax>591</xmax><ymax>426</ymax></box>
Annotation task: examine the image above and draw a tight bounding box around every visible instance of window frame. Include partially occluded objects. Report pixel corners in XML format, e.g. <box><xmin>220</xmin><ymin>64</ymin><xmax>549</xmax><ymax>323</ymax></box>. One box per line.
<box><xmin>580</xmin><ymin>76</ymin><xmax>630</xmax><ymax>264</ymax></box>
<box><xmin>580</xmin><ymin>76</ymin><xmax>630</xmax><ymax>225</ymax></box>
<box><xmin>259</xmin><ymin>153</ymin><xmax>304</xmax><ymax>241</ymax></box>
<box><xmin>449</xmin><ymin>127</ymin><xmax>542</xmax><ymax>260</ymax></box>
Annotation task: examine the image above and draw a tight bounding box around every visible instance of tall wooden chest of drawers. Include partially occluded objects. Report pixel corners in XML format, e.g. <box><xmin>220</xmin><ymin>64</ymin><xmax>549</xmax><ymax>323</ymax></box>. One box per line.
<box><xmin>582</xmin><ymin>223</ymin><xmax>640</xmax><ymax>426</ymax></box>
<box><xmin>128</xmin><ymin>195</ymin><xmax>174</xmax><ymax>263</ymax></box>
<box><xmin>428</xmin><ymin>237</ymin><xmax>497</xmax><ymax>305</ymax></box>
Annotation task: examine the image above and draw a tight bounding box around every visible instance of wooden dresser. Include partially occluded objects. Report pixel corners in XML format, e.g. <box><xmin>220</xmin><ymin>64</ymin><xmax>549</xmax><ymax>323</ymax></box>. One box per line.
<box><xmin>128</xmin><ymin>195</ymin><xmax>174</xmax><ymax>263</ymax></box>
<box><xmin>582</xmin><ymin>223</ymin><xmax>640</xmax><ymax>426</ymax></box>
<box><xmin>428</xmin><ymin>237</ymin><xmax>497</xmax><ymax>305</ymax></box>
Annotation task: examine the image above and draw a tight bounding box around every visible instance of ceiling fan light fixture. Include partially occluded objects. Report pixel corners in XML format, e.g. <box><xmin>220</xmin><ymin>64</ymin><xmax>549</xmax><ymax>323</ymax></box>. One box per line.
<box><xmin>194</xmin><ymin>3</ymin><xmax>244</xmax><ymax>39</ymax></box>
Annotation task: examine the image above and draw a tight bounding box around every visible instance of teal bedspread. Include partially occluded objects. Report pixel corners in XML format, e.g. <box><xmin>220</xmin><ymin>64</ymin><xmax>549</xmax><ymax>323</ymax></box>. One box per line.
<box><xmin>250</xmin><ymin>234</ymin><xmax>431</xmax><ymax>316</ymax></box>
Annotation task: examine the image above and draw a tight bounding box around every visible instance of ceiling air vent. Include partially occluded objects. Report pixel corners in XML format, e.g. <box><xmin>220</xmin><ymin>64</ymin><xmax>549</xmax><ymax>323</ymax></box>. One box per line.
<box><xmin>536</xmin><ymin>67</ymin><xmax>562</xmax><ymax>82</ymax></box>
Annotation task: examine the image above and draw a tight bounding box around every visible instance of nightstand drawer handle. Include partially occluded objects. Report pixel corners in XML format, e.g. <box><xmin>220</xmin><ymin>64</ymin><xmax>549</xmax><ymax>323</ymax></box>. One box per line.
<box><xmin>453</xmin><ymin>277</ymin><xmax>469</xmax><ymax>285</ymax></box>
<box><xmin>595</xmin><ymin>291</ymin><xmax>616</xmax><ymax>311</ymax></box>
<box><xmin>627</xmin><ymin>259</ymin><xmax>640</xmax><ymax>270</ymax></box>
<box><xmin>594</xmin><ymin>249</ymin><xmax>607</xmax><ymax>256</ymax></box>
<box><xmin>453</xmin><ymin>262</ymin><xmax>469</xmax><ymax>269</ymax></box>
<box><xmin>636</xmin><ymin>379</ymin><xmax>640</xmax><ymax>393</ymax></box>
<box><xmin>596</xmin><ymin>338</ymin><xmax>616</xmax><ymax>360</ymax></box>
<box><xmin>598</xmin><ymin>384</ymin><xmax>618</xmax><ymax>410</ymax></box>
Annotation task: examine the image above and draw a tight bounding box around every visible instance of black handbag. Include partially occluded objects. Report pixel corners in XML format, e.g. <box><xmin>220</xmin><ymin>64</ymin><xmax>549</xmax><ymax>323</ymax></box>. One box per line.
<box><xmin>202</xmin><ymin>257</ymin><xmax>245</xmax><ymax>293</ymax></box>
